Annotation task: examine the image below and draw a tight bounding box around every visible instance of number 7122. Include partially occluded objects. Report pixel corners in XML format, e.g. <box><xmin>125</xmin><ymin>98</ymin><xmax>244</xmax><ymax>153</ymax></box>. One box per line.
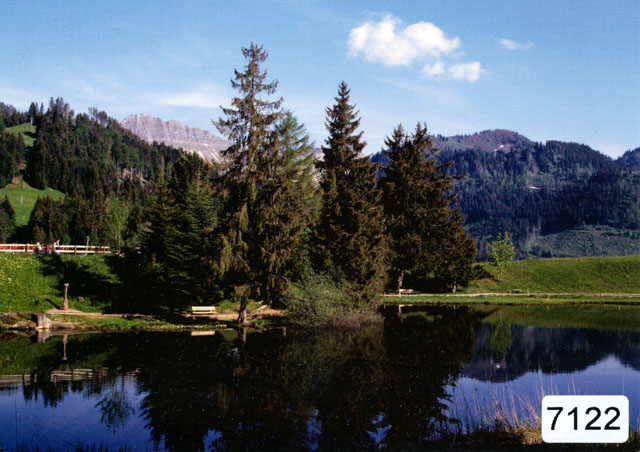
<box><xmin>541</xmin><ymin>396</ymin><xmax>629</xmax><ymax>443</ymax></box>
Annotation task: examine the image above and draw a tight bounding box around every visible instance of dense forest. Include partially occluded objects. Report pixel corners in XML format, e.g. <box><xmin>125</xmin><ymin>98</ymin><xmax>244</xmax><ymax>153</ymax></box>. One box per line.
<box><xmin>0</xmin><ymin>44</ymin><xmax>478</xmax><ymax>316</ymax></box>
<box><xmin>1</xmin><ymin>42</ymin><xmax>637</xmax><ymax>314</ymax></box>
<box><xmin>372</xmin><ymin>135</ymin><xmax>640</xmax><ymax>259</ymax></box>
<box><xmin>0</xmin><ymin>98</ymin><xmax>184</xmax><ymax>245</ymax></box>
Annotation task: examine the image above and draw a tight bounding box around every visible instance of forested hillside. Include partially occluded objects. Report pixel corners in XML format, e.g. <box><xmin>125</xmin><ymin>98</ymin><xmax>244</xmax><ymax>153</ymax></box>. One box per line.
<box><xmin>0</xmin><ymin>98</ymin><xmax>185</xmax><ymax>245</ymax></box>
<box><xmin>372</xmin><ymin>131</ymin><xmax>640</xmax><ymax>259</ymax></box>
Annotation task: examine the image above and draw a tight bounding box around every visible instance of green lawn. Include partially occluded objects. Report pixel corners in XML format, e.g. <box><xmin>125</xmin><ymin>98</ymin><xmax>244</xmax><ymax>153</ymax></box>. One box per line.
<box><xmin>465</xmin><ymin>255</ymin><xmax>640</xmax><ymax>294</ymax></box>
<box><xmin>0</xmin><ymin>254</ymin><xmax>119</xmax><ymax>313</ymax></box>
<box><xmin>386</xmin><ymin>294</ymin><xmax>638</xmax><ymax>305</ymax></box>
<box><xmin>0</xmin><ymin>178</ymin><xmax>65</xmax><ymax>226</ymax></box>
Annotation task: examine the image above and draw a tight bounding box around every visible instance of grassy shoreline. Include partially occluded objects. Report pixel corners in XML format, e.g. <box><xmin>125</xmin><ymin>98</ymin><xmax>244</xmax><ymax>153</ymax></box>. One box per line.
<box><xmin>1</xmin><ymin>254</ymin><xmax>638</xmax><ymax>331</ymax></box>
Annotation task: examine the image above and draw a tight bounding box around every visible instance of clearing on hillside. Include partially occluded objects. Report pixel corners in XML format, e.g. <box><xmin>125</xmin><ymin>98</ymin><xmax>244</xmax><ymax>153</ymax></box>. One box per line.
<box><xmin>6</xmin><ymin>123</ymin><xmax>36</xmax><ymax>147</ymax></box>
<box><xmin>0</xmin><ymin>178</ymin><xmax>65</xmax><ymax>226</ymax></box>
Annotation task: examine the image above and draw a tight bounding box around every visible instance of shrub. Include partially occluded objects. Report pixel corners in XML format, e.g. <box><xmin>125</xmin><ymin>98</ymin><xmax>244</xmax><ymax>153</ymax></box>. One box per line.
<box><xmin>282</xmin><ymin>271</ymin><xmax>380</xmax><ymax>328</ymax></box>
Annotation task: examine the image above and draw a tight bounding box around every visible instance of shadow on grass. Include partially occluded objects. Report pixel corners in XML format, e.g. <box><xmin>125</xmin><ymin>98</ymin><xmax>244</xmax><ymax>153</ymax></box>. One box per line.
<box><xmin>36</xmin><ymin>254</ymin><xmax>123</xmax><ymax>313</ymax></box>
<box><xmin>44</xmin><ymin>298</ymin><xmax>61</xmax><ymax>310</ymax></box>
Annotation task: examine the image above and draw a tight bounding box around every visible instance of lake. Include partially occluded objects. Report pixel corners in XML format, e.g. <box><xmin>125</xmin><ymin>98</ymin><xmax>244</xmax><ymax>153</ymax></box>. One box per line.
<box><xmin>0</xmin><ymin>305</ymin><xmax>638</xmax><ymax>451</ymax></box>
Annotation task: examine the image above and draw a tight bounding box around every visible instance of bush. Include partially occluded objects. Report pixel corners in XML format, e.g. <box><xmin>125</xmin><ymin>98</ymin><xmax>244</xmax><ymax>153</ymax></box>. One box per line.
<box><xmin>282</xmin><ymin>271</ymin><xmax>380</xmax><ymax>328</ymax></box>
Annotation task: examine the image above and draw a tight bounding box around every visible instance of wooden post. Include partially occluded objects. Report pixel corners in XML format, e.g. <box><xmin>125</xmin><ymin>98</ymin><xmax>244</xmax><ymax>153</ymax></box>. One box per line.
<box><xmin>63</xmin><ymin>283</ymin><xmax>69</xmax><ymax>310</ymax></box>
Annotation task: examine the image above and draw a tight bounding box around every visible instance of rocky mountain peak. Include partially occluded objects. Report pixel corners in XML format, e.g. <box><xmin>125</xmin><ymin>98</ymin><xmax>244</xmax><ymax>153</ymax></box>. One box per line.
<box><xmin>121</xmin><ymin>114</ymin><xmax>229</xmax><ymax>162</ymax></box>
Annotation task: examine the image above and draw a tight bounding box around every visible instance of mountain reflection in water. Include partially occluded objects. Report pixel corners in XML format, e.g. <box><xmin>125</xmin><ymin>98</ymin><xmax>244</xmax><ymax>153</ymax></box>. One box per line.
<box><xmin>0</xmin><ymin>305</ymin><xmax>638</xmax><ymax>451</ymax></box>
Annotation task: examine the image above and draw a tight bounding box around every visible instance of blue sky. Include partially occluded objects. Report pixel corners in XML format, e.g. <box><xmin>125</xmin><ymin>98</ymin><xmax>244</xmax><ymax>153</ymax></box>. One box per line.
<box><xmin>2</xmin><ymin>1</ymin><xmax>638</xmax><ymax>157</ymax></box>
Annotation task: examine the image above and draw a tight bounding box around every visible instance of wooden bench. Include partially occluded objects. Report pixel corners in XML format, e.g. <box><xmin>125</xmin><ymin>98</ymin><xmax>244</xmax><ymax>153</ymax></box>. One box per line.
<box><xmin>190</xmin><ymin>306</ymin><xmax>216</xmax><ymax>315</ymax></box>
<box><xmin>398</xmin><ymin>289</ymin><xmax>414</xmax><ymax>294</ymax></box>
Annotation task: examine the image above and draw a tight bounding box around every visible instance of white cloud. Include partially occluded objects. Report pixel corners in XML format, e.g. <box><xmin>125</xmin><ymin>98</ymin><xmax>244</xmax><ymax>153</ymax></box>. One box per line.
<box><xmin>499</xmin><ymin>38</ymin><xmax>534</xmax><ymax>51</ymax></box>
<box><xmin>422</xmin><ymin>61</ymin><xmax>445</xmax><ymax>76</ymax></box>
<box><xmin>448</xmin><ymin>62</ymin><xmax>483</xmax><ymax>82</ymax></box>
<box><xmin>348</xmin><ymin>15</ymin><xmax>460</xmax><ymax>66</ymax></box>
<box><xmin>420</xmin><ymin>61</ymin><xmax>483</xmax><ymax>83</ymax></box>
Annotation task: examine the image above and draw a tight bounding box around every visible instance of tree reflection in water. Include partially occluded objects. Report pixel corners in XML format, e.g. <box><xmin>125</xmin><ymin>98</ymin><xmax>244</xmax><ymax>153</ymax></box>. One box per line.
<box><xmin>1</xmin><ymin>305</ymin><xmax>638</xmax><ymax>451</ymax></box>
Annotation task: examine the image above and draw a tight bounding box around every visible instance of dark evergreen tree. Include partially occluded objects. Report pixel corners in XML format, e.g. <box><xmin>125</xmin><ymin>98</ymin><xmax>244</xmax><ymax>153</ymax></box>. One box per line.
<box><xmin>273</xmin><ymin>111</ymin><xmax>319</xmax><ymax>277</ymax></box>
<box><xmin>246</xmin><ymin>111</ymin><xmax>318</xmax><ymax>301</ymax></box>
<box><xmin>65</xmin><ymin>194</ymin><xmax>107</xmax><ymax>245</ymax></box>
<box><xmin>381</xmin><ymin>123</ymin><xmax>476</xmax><ymax>292</ymax></box>
<box><xmin>315</xmin><ymin>82</ymin><xmax>389</xmax><ymax>305</ymax></box>
<box><xmin>0</xmin><ymin>131</ymin><xmax>24</xmax><ymax>188</ymax></box>
<box><xmin>28</xmin><ymin>196</ymin><xmax>67</xmax><ymax>244</ymax></box>
<box><xmin>2</xmin><ymin>195</ymin><xmax>15</xmax><ymax>224</ymax></box>
<box><xmin>214</xmin><ymin>43</ymin><xmax>315</xmax><ymax>322</ymax></box>
<box><xmin>165</xmin><ymin>153</ymin><xmax>219</xmax><ymax>310</ymax></box>
<box><xmin>139</xmin><ymin>181</ymin><xmax>179</xmax><ymax>310</ymax></box>
<box><xmin>0</xmin><ymin>195</ymin><xmax>15</xmax><ymax>241</ymax></box>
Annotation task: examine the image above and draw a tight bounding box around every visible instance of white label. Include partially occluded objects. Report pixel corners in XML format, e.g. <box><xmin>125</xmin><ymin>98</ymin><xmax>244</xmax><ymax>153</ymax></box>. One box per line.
<box><xmin>542</xmin><ymin>395</ymin><xmax>629</xmax><ymax>443</ymax></box>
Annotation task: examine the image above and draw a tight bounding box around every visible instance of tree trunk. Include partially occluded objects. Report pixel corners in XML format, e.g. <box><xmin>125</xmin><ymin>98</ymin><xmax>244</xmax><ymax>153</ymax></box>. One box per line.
<box><xmin>397</xmin><ymin>270</ymin><xmax>404</xmax><ymax>296</ymax></box>
<box><xmin>238</xmin><ymin>298</ymin><xmax>247</xmax><ymax>325</ymax></box>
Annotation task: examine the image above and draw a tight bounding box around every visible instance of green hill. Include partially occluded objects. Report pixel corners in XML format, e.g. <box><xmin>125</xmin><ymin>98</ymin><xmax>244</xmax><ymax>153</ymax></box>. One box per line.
<box><xmin>466</xmin><ymin>255</ymin><xmax>640</xmax><ymax>294</ymax></box>
<box><xmin>0</xmin><ymin>178</ymin><xmax>64</xmax><ymax>226</ymax></box>
<box><xmin>6</xmin><ymin>122</ymin><xmax>36</xmax><ymax>147</ymax></box>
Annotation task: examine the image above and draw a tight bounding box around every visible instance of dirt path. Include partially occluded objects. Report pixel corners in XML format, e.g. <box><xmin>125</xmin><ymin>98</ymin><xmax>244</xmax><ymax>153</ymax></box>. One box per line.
<box><xmin>45</xmin><ymin>309</ymin><xmax>157</xmax><ymax>320</ymax></box>
<box><xmin>46</xmin><ymin>308</ymin><xmax>286</xmax><ymax>321</ymax></box>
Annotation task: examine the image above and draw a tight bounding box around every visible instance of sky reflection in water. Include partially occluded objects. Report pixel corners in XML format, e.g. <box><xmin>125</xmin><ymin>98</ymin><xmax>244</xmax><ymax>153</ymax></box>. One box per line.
<box><xmin>0</xmin><ymin>305</ymin><xmax>638</xmax><ymax>451</ymax></box>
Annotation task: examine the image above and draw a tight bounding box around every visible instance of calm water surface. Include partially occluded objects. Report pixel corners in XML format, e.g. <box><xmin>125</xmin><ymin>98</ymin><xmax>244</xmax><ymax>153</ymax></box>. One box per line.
<box><xmin>0</xmin><ymin>305</ymin><xmax>638</xmax><ymax>451</ymax></box>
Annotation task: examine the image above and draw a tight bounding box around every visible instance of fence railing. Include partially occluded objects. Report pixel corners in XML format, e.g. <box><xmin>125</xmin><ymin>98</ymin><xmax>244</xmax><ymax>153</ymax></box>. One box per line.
<box><xmin>0</xmin><ymin>244</ymin><xmax>110</xmax><ymax>255</ymax></box>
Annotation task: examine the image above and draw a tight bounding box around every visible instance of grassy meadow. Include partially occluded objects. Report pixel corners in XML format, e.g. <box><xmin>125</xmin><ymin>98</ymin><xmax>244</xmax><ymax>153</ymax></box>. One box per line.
<box><xmin>466</xmin><ymin>255</ymin><xmax>640</xmax><ymax>294</ymax></box>
<box><xmin>6</xmin><ymin>123</ymin><xmax>36</xmax><ymax>147</ymax></box>
<box><xmin>0</xmin><ymin>254</ymin><xmax>118</xmax><ymax>313</ymax></box>
<box><xmin>0</xmin><ymin>178</ymin><xmax>65</xmax><ymax>226</ymax></box>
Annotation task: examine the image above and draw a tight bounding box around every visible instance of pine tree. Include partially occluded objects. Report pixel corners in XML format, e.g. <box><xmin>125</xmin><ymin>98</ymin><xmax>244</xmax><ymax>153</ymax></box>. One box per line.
<box><xmin>28</xmin><ymin>196</ymin><xmax>67</xmax><ymax>244</ymax></box>
<box><xmin>214</xmin><ymin>43</ymin><xmax>306</xmax><ymax>323</ymax></box>
<box><xmin>166</xmin><ymin>153</ymin><xmax>219</xmax><ymax>310</ymax></box>
<box><xmin>139</xmin><ymin>181</ymin><xmax>179</xmax><ymax>310</ymax></box>
<box><xmin>250</xmin><ymin>112</ymin><xmax>318</xmax><ymax>299</ymax></box>
<box><xmin>0</xmin><ymin>195</ymin><xmax>14</xmax><ymax>241</ymax></box>
<box><xmin>1</xmin><ymin>195</ymin><xmax>14</xmax><ymax>224</ymax></box>
<box><xmin>381</xmin><ymin>123</ymin><xmax>476</xmax><ymax>292</ymax></box>
<box><xmin>315</xmin><ymin>82</ymin><xmax>389</xmax><ymax>305</ymax></box>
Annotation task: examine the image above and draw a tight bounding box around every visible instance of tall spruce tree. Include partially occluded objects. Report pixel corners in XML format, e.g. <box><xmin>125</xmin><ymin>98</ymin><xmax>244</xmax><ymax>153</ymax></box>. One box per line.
<box><xmin>381</xmin><ymin>123</ymin><xmax>476</xmax><ymax>292</ymax></box>
<box><xmin>272</xmin><ymin>111</ymin><xmax>319</xmax><ymax>277</ymax></box>
<box><xmin>214</xmin><ymin>43</ymin><xmax>311</xmax><ymax>322</ymax></box>
<box><xmin>315</xmin><ymin>82</ymin><xmax>388</xmax><ymax>305</ymax></box>
<box><xmin>165</xmin><ymin>153</ymin><xmax>219</xmax><ymax>310</ymax></box>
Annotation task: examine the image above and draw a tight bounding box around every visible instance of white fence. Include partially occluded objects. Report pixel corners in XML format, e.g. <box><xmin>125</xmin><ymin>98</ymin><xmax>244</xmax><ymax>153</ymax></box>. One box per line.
<box><xmin>0</xmin><ymin>244</ymin><xmax>110</xmax><ymax>255</ymax></box>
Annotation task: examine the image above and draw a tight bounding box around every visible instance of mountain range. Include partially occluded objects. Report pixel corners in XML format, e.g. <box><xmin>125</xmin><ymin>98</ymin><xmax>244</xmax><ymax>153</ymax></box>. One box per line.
<box><xmin>3</xmin><ymin>100</ymin><xmax>637</xmax><ymax>259</ymax></box>
<box><xmin>121</xmin><ymin>114</ymin><xmax>229</xmax><ymax>163</ymax></box>
<box><xmin>120</xmin><ymin>113</ymin><xmax>639</xmax><ymax>259</ymax></box>
<box><xmin>121</xmin><ymin>114</ymin><xmax>639</xmax><ymax>172</ymax></box>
